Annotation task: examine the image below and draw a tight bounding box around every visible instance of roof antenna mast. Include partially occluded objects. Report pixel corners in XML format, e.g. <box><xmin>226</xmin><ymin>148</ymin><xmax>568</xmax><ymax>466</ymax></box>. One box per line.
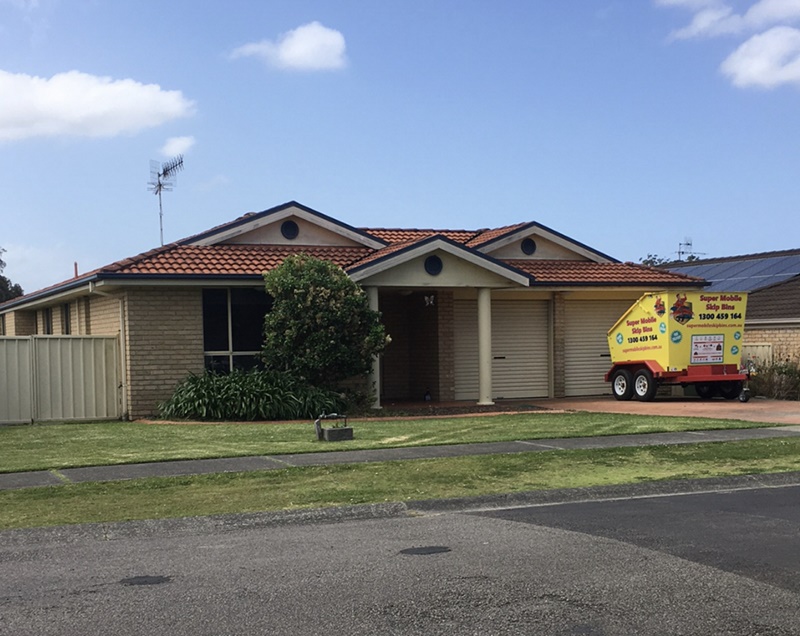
<box><xmin>677</xmin><ymin>237</ymin><xmax>707</xmax><ymax>261</ymax></box>
<box><xmin>148</xmin><ymin>155</ymin><xmax>184</xmax><ymax>246</ymax></box>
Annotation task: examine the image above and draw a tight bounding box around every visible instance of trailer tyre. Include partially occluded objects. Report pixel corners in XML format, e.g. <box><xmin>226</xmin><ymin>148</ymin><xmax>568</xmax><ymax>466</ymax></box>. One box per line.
<box><xmin>695</xmin><ymin>383</ymin><xmax>717</xmax><ymax>400</ymax></box>
<box><xmin>719</xmin><ymin>381</ymin><xmax>743</xmax><ymax>400</ymax></box>
<box><xmin>611</xmin><ymin>369</ymin><xmax>634</xmax><ymax>401</ymax></box>
<box><xmin>633</xmin><ymin>369</ymin><xmax>658</xmax><ymax>402</ymax></box>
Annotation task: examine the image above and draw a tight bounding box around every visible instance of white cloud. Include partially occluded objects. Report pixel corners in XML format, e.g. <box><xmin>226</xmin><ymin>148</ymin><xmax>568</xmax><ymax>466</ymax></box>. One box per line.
<box><xmin>160</xmin><ymin>135</ymin><xmax>195</xmax><ymax>157</ymax></box>
<box><xmin>658</xmin><ymin>0</ymin><xmax>800</xmax><ymax>88</ymax></box>
<box><xmin>231</xmin><ymin>21</ymin><xmax>347</xmax><ymax>71</ymax></box>
<box><xmin>721</xmin><ymin>25</ymin><xmax>800</xmax><ymax>86</ymax></box>
<box><xmin>661</xmin><ymin>0</ymin><xmax>800</xmax><ymax>39</ymax></box>
<box><xmin>0</xmin><ymin>70</ymin><xmax>195</xmax><ymax>142</ymax></box>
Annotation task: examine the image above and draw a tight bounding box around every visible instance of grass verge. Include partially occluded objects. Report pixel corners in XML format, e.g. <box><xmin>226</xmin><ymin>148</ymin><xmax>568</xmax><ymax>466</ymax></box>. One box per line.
<box><xmin>3</xmin><ymin>437</ymin><xmax>799</xmax><ymax>530</ymax></box>
<box><xmin>0</xmin><ymin>412</ymin><xmax>778</xmax><ymax>473</ymax></box>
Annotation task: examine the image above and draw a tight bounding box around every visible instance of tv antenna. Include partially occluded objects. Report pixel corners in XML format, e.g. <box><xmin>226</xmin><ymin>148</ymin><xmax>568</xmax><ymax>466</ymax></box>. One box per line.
<box><xmin>148</xmin><ymin>154</ymin><xmax>184</xmax><ymax>246</ymax></box>
<box><xmin>676</xmin><ymin>237</ymin><xmax>706</xmax><ymax>261</ymax></box>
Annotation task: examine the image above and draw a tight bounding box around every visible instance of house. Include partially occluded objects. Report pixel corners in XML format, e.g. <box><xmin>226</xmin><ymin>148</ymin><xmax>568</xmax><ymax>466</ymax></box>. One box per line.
<box><xmin>0</xmin><ymin>201</ymin><xmax>702</xmax><ymax>420</ymax></box>
<box><xmin>666</xmin><ymin>250</ymin><xmax>800</xmax><ymax>364</ymax></box>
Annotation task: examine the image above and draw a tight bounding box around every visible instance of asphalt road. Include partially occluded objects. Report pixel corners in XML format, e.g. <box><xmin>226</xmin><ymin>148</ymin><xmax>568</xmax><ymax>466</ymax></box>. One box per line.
<box><xmin>2</xmin><ymin>483</ymin><xmax>799</xmax><ymax>635</ymax></box>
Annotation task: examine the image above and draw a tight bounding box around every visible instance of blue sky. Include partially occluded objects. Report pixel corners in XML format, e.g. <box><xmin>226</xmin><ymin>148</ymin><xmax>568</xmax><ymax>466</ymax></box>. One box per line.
<box><xmin>2</xmin><ymin>0</ymin><xmax>799</xmax><ymax>293</ymax></box>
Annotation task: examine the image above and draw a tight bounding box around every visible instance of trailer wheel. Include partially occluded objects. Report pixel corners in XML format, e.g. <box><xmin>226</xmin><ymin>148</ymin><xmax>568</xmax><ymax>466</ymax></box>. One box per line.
<box><xmin>611</xmin><ymin>369</ymin><xmax>634</xmax><ymax>401</ymax></box>
<box><xmin>633</xmin><ymin>369</ymin><xmax>658</xmax><ymax>401</ymax></box>
<box><xmin>695</xmin><ymin>383</ymin><xmax>717</xmax><ymax>400</ymax></box>
<box><xmin>719</xmin><ymin>381</ymin><xmax>743</xmax><ymax>400</ymax></box>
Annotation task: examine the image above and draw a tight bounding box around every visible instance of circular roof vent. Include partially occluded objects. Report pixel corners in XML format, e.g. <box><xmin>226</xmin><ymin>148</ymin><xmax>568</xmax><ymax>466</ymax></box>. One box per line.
<box><xmin>424</xmin><ymin>255</ymin><xmax>443</xmax><ymax>276</ymax></box>
<box><xmin>521</xmin><ymin>237</ymin><xmax>537</xmax><ymax>255</ymax></box>
<box><xmin>281</xmin><ymin>220</ymin><xmax>299</xmax><ymax>240</ymax></box>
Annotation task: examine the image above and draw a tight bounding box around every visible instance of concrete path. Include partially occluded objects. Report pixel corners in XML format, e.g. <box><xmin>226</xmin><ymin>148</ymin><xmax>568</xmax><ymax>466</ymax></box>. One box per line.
<box><xmin>3</xmin><ymin>424</ymin><xmax>800</xmax><ymax>491</ymax></box>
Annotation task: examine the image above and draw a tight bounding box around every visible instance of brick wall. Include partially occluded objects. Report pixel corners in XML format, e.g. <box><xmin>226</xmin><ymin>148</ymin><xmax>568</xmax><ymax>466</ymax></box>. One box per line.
<box><xmin>552</xmin><ymin>292</ymin><xmax>566</xmax><ymax>397</ymax></box>
<box><xmin>745</xmin><ymin>326</ymin><xmax>800</xmax><ymax>361</ymax></box>
<box><xmin>437</xmin><ymin>291</ymin><xmax>455</xmax><ymax>401</ymax></box>
<box><xmin>88</xmin><ymin>294</ymin><xmax>121</xmax><ymax>335</ymax></box>
<box><xmin>4</xmin><ymin>310</ymin><xmax>35</xmax><ymax>336</ymax></box>
<box><xmin>124</xmin><ymin>288</ymin><xmax>204</xmax><ymax>419</ymax></box>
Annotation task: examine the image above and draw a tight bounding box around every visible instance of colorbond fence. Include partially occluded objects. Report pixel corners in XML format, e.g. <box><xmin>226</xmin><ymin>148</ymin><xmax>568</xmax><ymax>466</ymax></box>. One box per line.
<box><xmin>0</xmin><ymin>336</ymin><xmax>120</xmax><ymax>424</ymax></box>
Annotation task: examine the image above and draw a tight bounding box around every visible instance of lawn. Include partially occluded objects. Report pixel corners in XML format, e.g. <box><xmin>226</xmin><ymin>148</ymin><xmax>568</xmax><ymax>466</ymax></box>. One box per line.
<box><xmin>3</xmin><ymin>437</ymin><xmax>800</xmax><ymax>530</ymax></box>
<box><xmin>0</xmin><ymin>411</ymin><xmax>779</xmax><ymax>473</ymax></box>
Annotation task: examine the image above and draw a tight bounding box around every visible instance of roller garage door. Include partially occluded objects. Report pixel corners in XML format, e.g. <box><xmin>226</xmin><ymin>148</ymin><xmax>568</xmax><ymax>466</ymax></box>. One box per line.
<box><xmin>454</xmin><ymin>299</ymin><xmax>549</xmax><ymax>400</ymax></box>
<box><xmin>564</xmin><ymin>299</ymin><xmax>633</xmax><ymax>396</ymax></box>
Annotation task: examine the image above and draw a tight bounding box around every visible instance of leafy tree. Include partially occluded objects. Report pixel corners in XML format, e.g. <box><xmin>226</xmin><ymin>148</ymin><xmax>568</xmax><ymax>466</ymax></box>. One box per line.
<box><xmin>638</xmin><ymin>253</ymin><xmax>671</xmax><ymax>267</ymax></box>
<box><xmin>0</xmin><ymin>247</ymin><xmax>23</xmax><ymax>303</ymax></box>
<box><xmin>639</xmin><ymin>253</ymin><xmax>701</xmax><ymax>267</ymax></box>
<box><xmin>261</xmin><ymin>254</ymin><xmax>387</xmax><ymax>389</ymax></box>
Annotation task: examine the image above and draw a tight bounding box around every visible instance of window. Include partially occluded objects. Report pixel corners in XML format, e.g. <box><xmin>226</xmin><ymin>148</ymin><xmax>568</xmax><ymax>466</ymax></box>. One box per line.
<box><xmin>202</xmin><ymin>288</ymin><xmax>272</xmax><ymax>372</ymax></box>
<box><xmin>0</xmin><ymin>314</ymin><xmax>5</xmax><ymax>336</ymax></box>
<box><xmin>62</xmin><ymin>303</ymin><xmax>71</xmax><ymax>335</ymax></box>
<box><xmin>42</xmin><ymin>308</ymin><xmax>53</xmax><ymax>335</ymax></box>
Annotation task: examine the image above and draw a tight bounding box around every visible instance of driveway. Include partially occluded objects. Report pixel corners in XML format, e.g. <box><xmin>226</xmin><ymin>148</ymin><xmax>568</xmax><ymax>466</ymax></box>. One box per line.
<box><xmin>533</xmin><ymin>395</ymin><xmax>800</xmax><ymax>425</ymax></box>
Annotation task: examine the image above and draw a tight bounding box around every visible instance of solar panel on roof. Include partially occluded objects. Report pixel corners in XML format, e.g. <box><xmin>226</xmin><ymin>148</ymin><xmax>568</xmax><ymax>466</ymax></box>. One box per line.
<box><xmin>667</xmin><ymin>253</ymin><xmax>800</xmax><ymax>292</ymax></box>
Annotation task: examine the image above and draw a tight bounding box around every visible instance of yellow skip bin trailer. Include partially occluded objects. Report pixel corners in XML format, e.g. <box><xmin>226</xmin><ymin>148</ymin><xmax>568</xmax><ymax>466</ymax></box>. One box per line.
<box><xmin>605</xmin><ymin>290</ymin><xmax>749</xmax><ymax>402</ymax></box>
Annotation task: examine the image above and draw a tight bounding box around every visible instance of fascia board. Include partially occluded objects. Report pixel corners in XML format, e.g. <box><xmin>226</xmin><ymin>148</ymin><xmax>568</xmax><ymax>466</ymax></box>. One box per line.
<box><xmin>349</xmin><ymin>238</ymin><xmax>531</xmax><ymax>286</ymax></box>
<box><xmin>189</xmin><ymin>203</ymin><xmax>386</xmax><ymax>250</ymax></box>
<box><xmin>0</xmin><ymin>280</ymin><xmax>95</xmax><ymax>313</ymax></box>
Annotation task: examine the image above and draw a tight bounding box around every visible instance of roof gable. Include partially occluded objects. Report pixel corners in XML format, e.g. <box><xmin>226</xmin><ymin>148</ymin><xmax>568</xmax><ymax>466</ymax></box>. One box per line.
<box><xmin>348</xmin><ymin>235</ymin><xmax>533</xmax><ymax>288</ymax></box>
<box><xmin>184</xmin><ymin>201</ymin><xmax>386</xmax><ymax>250</ymax></box>
<box><xmin>471</xmin><ymin>221</ymin><xmax>618</xmax><ymax>263</ymax></box>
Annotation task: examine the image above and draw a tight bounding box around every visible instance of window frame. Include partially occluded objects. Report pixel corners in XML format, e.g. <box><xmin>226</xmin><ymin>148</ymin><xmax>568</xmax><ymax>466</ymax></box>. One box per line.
<box><xmin>202</xmin><ymin>287</ymin><xmax>270</xmax><ymax>372</ymax></box>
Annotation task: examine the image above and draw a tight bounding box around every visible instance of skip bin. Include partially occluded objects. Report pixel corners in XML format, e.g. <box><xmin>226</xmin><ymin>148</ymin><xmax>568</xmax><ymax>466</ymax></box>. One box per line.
<box><xmin>605</xmin><ymin>291</ymin><xmax>749</xmax><ymax>401</ymax></box>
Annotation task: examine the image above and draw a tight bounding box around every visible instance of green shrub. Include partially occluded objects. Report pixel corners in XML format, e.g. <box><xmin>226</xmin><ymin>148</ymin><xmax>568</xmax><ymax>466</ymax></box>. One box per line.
<box><xmin>262</xmin><ymin>254</ymin><xmax>387</xmax><ymax>389</ymax></box>
<box><xmin>159</xmin><ymin>370</ymin><xmax>346</xmax><ymax>421</ymax></box>
<box><xmin>749</xmin><ymin>358</ymin><xmax>800</xmax><ymax>400</ymax></box>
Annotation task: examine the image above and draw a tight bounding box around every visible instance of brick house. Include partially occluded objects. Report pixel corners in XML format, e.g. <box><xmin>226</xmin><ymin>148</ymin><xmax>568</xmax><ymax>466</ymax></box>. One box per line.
<box><xmin>0</xmin><ymin>201</ymin><xmax>701</xmax><ymax>419</ymax></box>
<box><xmin>666</xmin><ymin>249</ymin><xmax>800</xmax><ymax>365</ymax></box>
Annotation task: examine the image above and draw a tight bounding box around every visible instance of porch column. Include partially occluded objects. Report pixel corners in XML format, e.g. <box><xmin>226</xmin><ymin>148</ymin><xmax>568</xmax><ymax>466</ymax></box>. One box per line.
<box><xmin>477</xmin><ymin>287</ymin><xmax>494</xmax><ymax>405</ymax></box>
<box><xmin>367</xmin><ymin>286</ymin><xmax>382</xmax><ymax>409</ymax></box>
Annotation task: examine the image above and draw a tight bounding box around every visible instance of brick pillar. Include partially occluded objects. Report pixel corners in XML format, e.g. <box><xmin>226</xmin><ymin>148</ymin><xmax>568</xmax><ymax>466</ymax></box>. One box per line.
<box><xmin>437</xmin><ymin>291</ymin><xmax>455</xmax><ymax>401</ymax></box>
<box><xmin>552</xmin><ymin>292</ymin><xmax>566</xmax><ymax>397</ymax></box>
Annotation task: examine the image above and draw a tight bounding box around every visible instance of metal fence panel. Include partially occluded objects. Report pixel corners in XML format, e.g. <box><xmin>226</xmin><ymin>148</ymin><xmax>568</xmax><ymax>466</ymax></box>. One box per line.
<box><xmin>0</xmin><ymin>336</ymin><xmax>120</xmax><ymax>424</ymax></box>
<box><xmin>742</xmin><ymin>343</ymin><xmax>773</xmax><ymax>369</ymax></box>
<box><xmin>34</xmin><ymin>337</ymin><xmax>120</xmax><ymax>422</ymax></box>
<box><xmin>0</xmin><ymin>338</ymin><xmax>33</xmax><ymax>424</ymax></box>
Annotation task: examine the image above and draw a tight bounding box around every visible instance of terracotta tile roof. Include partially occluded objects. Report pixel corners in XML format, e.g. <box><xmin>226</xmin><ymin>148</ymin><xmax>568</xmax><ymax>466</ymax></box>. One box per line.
<box><xmin>102</xmin><ymin>244</ymin><xmax>372</xmax><ymax>276</ymax></box>
<box><xmin>505</xmin><ymin>260</ymin><xmax>705</xmax><ymax>286</ymax></box>
<box><xmin>346</xmin><ymin>237</ymin><xmax>432</xmax><ymax>270</ymax></box>
<box><xmin>364</xmin><ymin>228</ymin><xmax>482</xmax><ymax>244</ymax></box>
<box><xmin>466</xmin><ymin>222</ymin><xmax>529</xmax><ymax>247</ymax></box>
<box><xmin>0</xmin><ymin>210</ymin><xmax>710</xmax><ymax>313</ymax></box>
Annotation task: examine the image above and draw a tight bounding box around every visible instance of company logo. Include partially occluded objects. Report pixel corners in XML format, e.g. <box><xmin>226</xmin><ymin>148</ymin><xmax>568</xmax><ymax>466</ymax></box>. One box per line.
<box><xmin>659</xmin><ymin>322</ymin><xmax>667</xmax><ymax>334</ymax></box>
<box><xmin>616</xmin><ymin>333</ymin><xmax>623</xmax><ymax>345</ymax></box>
<box><xmin>670</xmin><ymin>293</ymin><xmax>693</xmax><ymax>325</ymax></box>
<box><xmin>734</xmin><ymin>331</ymin><xmax>741</xmax><ymax>341</ymax></box>
<box><xmin>671</xmin><ymin>330</ymin><xmax>682</xmax><ymax>344</ymax></box>
<box><xmin>731</xmin><ymin>345</ymin><xmax>739</xmax><ymax>355</ymax></box>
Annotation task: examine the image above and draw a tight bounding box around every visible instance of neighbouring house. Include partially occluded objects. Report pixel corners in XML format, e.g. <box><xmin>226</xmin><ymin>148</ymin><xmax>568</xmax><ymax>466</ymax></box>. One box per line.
<box><xmin>666</xmin><ymin>249</ymin><xmax>800</xmax><ymax>365</ymax></box>
<box><xmin>0</xmin><ymin>201</ymin><xmax>703</xmax><ymax>420</ymax></box>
